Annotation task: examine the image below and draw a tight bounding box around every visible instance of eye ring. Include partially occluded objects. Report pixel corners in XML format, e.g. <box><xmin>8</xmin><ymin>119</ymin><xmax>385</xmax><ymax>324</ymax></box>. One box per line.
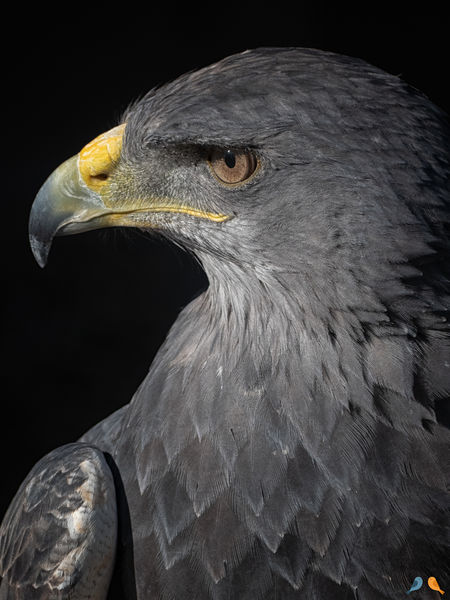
<box><xmin>208</xmin><ymin>148</ymin><xmax>259</xmax><ymax>186</ymax></box>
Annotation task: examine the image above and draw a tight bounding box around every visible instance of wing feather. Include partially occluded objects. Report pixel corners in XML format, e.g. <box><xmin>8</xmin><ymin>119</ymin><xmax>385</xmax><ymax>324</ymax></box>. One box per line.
<box><xmin>0</xmin><ymin>443</ymin><xmax>117</xmax><ymax>599</ymax></box>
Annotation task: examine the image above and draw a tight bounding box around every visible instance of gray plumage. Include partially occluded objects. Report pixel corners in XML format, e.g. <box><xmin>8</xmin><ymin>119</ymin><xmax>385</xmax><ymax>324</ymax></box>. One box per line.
<box><xmin>0</xmin><ymin>445</ymin><xmax>117</xmax><ymax>599</ymax></box>
<box><xmin>2</xmin><ymin>47</ymin><xmax>450</xmax><ymax>599</ymax></box>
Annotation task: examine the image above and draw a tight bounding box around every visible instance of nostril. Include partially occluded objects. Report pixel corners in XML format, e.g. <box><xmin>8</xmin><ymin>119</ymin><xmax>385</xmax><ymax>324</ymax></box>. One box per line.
<box><xmin>79</xmin><ymin>124</ymin><xmax>125</xmax><ymax>191</ymax></box>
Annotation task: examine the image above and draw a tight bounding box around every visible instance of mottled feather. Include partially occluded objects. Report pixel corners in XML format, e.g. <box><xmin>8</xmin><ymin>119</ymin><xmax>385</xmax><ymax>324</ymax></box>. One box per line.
<box><xmin>0</xmin><ymin>444</ymin><xmax>117</xmax><ymax>599</ymax></box>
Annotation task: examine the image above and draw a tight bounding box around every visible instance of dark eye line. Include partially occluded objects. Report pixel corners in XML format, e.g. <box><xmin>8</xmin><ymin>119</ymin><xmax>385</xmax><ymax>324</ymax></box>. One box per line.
<box><xmin>143</xmin><ymin>133</ymin><xmax>259</xmax><ymax>152</ymax></box>
<box><xmin>144</xmin><ymin>140</ymin><xmax>261</xmax><ymax>170</ymax></box>
<box><xmin>187</xmin><ymin>141</ymin><xmax>259</xmax><ymax>158</ymax></box>
<box><xmin>207</xmin><ymin>145</ymin><xmax>260</xmax><ymax>164</ymax></box>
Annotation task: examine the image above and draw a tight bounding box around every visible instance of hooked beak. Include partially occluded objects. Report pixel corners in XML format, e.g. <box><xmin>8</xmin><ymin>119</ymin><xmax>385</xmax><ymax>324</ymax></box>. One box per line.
<box><xmin>29</xmin><ymin>124</ymin><xmax>126</xmax><ymax>267</ymax></box>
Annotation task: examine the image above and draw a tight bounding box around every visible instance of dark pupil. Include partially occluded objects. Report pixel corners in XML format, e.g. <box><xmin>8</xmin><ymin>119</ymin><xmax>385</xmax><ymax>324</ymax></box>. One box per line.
<box><xmin>224</xmin><ymin>150</ymin><xmax>236</xmax><ymax>169</ymax></box>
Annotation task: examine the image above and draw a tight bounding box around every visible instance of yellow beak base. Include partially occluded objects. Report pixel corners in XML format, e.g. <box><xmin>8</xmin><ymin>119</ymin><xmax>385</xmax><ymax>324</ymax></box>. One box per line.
<box><xmin>78</xmin><ymin>124</ymin><xmax>126</xmax><ymax>192</ymax></box>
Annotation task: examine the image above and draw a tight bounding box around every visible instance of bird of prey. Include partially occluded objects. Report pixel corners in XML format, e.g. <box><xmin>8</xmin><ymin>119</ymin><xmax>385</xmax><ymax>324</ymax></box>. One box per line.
<box><xmin>1</xmin><ymin>47</ymin><xmax>449</xmax><ymax>599</ymax></box>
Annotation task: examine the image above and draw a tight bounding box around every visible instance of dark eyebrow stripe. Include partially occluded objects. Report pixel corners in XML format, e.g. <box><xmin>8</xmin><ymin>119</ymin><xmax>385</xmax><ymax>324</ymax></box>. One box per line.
<box><xmin>142</xmin><ymin>133</ymin><xmax>261</xmax><ymax>151</ymax></box>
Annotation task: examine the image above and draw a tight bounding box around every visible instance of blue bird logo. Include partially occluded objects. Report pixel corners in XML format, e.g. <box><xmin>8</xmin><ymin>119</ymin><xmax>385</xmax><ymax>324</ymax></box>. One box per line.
<box><xmin>407</xmin><ymin>577</ymin><xmax>423</xmax><ymax>594</ymax></box>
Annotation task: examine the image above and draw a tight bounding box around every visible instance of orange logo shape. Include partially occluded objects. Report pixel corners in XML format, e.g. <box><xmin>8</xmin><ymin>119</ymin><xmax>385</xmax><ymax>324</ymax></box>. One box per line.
<box><xmin>428</xmin><ymin>577</ymin><xmax>445</xmax><ymax>595</ymax></box>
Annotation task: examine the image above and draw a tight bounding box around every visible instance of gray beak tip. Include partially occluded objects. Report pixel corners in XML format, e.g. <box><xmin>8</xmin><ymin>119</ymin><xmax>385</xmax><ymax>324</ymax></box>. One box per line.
<box><xmin>28</xmin><ymin>154</ymin><xmax>111</xmax><ymax>268</ymax></box>
<box><xmin>29</xmin><ymin>234</ymin><xmax>50</xmax><ymax>268</ymax></box>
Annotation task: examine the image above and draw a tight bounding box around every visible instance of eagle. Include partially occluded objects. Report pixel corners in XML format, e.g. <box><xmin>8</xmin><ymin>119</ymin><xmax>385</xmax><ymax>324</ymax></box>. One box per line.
<box><xmin>1</xmin><ymin>47</ymin><xmax>449</xmax><ymax>599</ymax></box>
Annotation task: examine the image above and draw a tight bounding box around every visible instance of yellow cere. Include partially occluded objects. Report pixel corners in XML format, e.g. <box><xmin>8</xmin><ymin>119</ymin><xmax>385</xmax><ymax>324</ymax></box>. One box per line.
<box><xmin>78</xmin><ymin>124</ymin><xmax>126</xmax><ymax>192</ymax></box>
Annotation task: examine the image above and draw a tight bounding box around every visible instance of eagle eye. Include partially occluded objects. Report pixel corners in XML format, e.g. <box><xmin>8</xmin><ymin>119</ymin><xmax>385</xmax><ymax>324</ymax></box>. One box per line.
<box><xmin>209</xmin><ymin>148</ymin><xmax>258</xmax><ymax>185</ymax></box>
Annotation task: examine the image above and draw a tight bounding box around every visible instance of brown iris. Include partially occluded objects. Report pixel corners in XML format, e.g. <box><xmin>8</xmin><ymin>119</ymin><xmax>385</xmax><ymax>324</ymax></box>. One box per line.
<box><xmin>209</xmin><ymin>149</ymin><xmax>258</xmax><ymax>185</ymax></box>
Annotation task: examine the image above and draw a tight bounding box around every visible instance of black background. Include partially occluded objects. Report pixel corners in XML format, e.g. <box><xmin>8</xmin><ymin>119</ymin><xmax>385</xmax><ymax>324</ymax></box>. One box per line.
<box><xmin>1</xmin><ymin>6</ymin><xmax>449</xmax><ymax>520</ymax></box>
